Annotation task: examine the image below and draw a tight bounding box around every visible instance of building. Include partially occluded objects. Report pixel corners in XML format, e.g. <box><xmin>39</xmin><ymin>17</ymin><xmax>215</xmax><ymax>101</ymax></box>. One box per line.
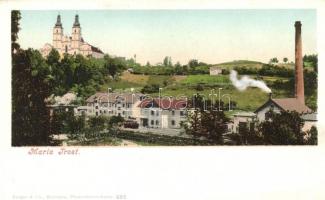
<box><xmin>255</xmin><ymin>96</ymin><xmax>312</xmax><ymax>122</ymax></box>
<box><xmin>76</xmin><ymin>92</ymin><xmax>146</xmax><ymax>121</ymax></box>
<box><xmin>253</xmin><ymin>21</ymin><xmax>317</xmax><ymax>134</ymax></box>
<box><xmin>138</xmin><ymin>98</ymin><xmax>187</xmax><ymax>129</ymax></box>
<box><xmin>301</xmin><ymin>113</ymin><xmax>317</xmax><ymax>132</ymax></box>
<box><xmin>40</xmin><ymin>14</ymin><xmax>104</xmax><ymax>58</ymax></box>
<box><xmin>231</xmin><ymin>112</ymin><xmax>257</xmax><ymax>134</ymax></box>
<box><xmin>209</xmin><ymin>66</ymin><xmax>222</xmax><ymax>75</ymax></box>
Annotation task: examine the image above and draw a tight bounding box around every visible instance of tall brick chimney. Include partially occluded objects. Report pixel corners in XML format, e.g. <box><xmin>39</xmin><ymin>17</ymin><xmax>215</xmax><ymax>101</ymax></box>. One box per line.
<box><xmin>295</xmin><ymin>21</ymin><xmax>305</xmax><ymax>105</ymax></box>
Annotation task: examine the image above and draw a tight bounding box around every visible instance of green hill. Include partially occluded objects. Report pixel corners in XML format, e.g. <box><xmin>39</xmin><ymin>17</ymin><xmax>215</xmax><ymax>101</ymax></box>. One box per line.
<box><xmin>213</xmin><ymin>60</ymin><xmax>265</xmax><ymax>69</ymax></box>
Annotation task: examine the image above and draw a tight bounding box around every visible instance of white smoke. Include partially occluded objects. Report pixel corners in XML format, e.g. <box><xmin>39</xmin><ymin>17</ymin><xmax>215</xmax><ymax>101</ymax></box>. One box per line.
<box><xmin>229</xmin><ymin>70</ymin><xmax>271</xmax><ymax>93</ymax></box>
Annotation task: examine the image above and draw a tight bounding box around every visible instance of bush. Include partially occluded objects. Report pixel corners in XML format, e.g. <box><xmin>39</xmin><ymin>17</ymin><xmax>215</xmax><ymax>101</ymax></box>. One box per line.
<box><xmin>141</xmin><ymin>84</ymin><xmax>160</xmax><ymax>93</ymax></box>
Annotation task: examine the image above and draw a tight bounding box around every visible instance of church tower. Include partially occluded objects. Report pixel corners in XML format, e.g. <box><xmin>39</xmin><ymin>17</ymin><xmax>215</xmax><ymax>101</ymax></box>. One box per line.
<box><xmin>71</xmin><ymin>14</ymin><xmax>82</xmax><ymax>53</ymax></box>
<box><xmin>53</xmin><ymin>15</ymin><xmax>63</xmax><ymax>52</ymax></box>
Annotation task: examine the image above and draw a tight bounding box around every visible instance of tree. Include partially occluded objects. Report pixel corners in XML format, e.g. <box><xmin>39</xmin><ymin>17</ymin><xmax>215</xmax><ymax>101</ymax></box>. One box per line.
<box><xmin>104</xmin><ymin>55</ymin><xmax>126</xmax><ymax>79</ymax></box>
<box><xmin>182</xmin><ymin>93</ymin><xmax>229</xmax><ymax>144</ymax></box>
<box><xmin>11</xmin><ymin>10</ymin><xmax>21</xmax><ymax>53</ymax></box>
<box><xmin>88</xmin><ymin>115</ymin><xmax>109</xmax><ymax>131</ymax></box>
<box><xmin>283</xmin><ymin>57</ymin><xmax>288</xmax><ymax>63</ymax></box>
<box><xmin>163</xmin><ymin>56</ymin><xmax>172</xmax><ymax>67</ymax></box>
<box><xmin>303</xmin><ymin>54</ymin><xmax>318</xmax><ymax>72</ymax></box>
<box><xmin>258</xmin><ymin>110</ymin><xmax>305</xmax><ymax>145</ymax></box>
<box><xmin>47</xmin><ymin>49</ymin><xmax>66</xmax><ymax>95</ymax></box>
<box><xmin>141</xmin><ymin>84</ymin><xmax>160</xmax><ymax>94</ymax></box>
<box><xmin>108</xmin><ymin>116</ymin><xmax>125</xmax><ymax>128</ymax></box>
<box><xmin>269</xmin><ymin>57</ymin><xmax>279</xmax><ymax>64</ymax></box>
<box><xmin>188</xmin><ymin>59</ymin><xmax>199</xmax><ymax>68</ymax></box>
<box><xmin>12</xmin><ymin>49</ymin><xmax>53</xmax><ymax>146</ymax></box>
<box><xmin>305</xmin><ymin>126</ymin><xmax>317</xmax><ymax>145</ymax></box>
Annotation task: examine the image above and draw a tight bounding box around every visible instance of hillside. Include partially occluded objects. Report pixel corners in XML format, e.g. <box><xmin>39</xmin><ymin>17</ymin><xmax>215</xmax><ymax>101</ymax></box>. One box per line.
<box><xmin>213</xmin><ymin>60</ymin><xmax>265</xmax><ymax>69</ymax></box>
<box><xmin>213</xmin><ymin>60</ymin><xmax>297</xmax><ymax>70</ymax></box>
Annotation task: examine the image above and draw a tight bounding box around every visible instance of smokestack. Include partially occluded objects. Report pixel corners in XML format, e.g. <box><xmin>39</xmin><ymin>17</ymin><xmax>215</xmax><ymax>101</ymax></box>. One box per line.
<box><xmin>295</xmin><ymin>21</ymin><xmax>305</xmax><ymax>105</ymax></box>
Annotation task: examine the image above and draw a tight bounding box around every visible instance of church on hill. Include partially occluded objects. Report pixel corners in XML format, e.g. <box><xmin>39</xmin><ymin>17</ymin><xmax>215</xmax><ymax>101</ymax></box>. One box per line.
<box><xmin>40</xmin><ymin>14</ymin><xmax>104</xmax><ymax>58</ymax></box>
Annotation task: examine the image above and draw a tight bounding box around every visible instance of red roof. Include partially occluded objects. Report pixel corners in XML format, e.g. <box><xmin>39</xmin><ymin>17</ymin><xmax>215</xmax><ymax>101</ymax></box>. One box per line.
<box><xmin>139</xmin><ymin>98</ymin><xmax>187</xmax><ymax>110</ymax></box>
<box><xmin>255</xmin><ymin>98</ymin><xmax>312</xmax><ymax>114</ymax></box>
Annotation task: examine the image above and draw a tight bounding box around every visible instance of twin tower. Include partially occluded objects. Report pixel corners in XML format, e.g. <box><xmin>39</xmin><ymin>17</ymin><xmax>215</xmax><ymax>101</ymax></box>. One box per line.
<box><xmin>53</xmin><ymin>15</ymin><xmax>82</xmax><ymax>54</ymax></box>
<box><xmin>45</xmin><ymin>14</ymin><xmax>104</xmax><ymax>58</ymax></box>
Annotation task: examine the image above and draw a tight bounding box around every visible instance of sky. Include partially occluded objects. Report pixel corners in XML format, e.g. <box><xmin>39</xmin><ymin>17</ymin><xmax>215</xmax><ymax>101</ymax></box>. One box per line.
<box><xmin>19</xmin><ymin>10</ymin><xmax>317</xmax><ymax>65</ymax></box>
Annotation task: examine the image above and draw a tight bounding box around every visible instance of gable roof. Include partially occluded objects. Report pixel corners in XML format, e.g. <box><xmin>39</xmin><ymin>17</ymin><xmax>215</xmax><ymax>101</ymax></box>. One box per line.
<box><xmin>86</xmin><ymin>92</ymin><xmax>144</xmax><ymax>104</ymax></box>
<box><xmin>90</xmin><ymin>45</ymin><xmax>104</xmax><ymax>54</ymax></box>
<box><xmin>255</xmin><ymin>98</ymin><xmax>312</xmax><ymax>114</ymax></box>
<box><xmin>139</xmin><ymin>98</ymin><xmax>187</xmax><ymax>110</ymax></box>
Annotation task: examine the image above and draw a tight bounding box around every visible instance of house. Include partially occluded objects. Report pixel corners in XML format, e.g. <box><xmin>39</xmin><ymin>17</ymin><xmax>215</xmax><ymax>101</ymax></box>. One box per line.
<box><xmin>255</xmin><ymin>97</ymin><xmax>312</xmax><ymax>122</ymax></box>
<box><xmin>47</xmin><ymin>92</ymin><xmax>78</xmax><ymax>116</ymax></box>
<box><xmin>301</xmin><ymin>113</ymin><xmax>317</xmax><ymax>132</ymax></box>
<box><xmin>232</xmin><ymin>112</ymin><xmax>257</xmax><ymax>134</ymax></box>
<box><xmin>209</xmin><ymin>66</ymin><xmax>222</xmax><ymax>75</ymax></box>
<box><xmin>254</xmin><ymin>97</ymin><xmax>316</xmax><ymax>133</ymax></box>
<box><xmin>76</xmin><ymin>92</ymin><xmax>146</xmax><ymax>121</ymax></box>
<box><xmin>138</xmin><ymin>98</ymin><xmax>187</xmax><ymax>129</ymax></box>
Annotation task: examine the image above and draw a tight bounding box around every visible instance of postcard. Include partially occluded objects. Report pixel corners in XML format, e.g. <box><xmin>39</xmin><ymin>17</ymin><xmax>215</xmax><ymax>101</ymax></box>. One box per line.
<box><xmin>2</xmin><ymin>0</ymin><xmax>325</xmax><ymax>199</ymax></box>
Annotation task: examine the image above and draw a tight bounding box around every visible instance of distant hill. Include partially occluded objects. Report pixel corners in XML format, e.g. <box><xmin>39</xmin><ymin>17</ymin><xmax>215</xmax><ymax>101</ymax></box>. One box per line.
<box><xmin>213</xmin><ymin>60</ymin><xmax>265</xmax><ymax>69</ymax></box>
<box><xmin>213</xmin><ymin>60</ymin><xmax>296</xmax><ymax>69</ymax></box>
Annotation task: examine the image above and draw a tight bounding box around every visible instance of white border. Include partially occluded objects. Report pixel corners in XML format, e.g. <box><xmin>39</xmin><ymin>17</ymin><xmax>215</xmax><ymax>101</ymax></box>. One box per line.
<box><xmin>1</xmin><ymin>1</ymin><xmax>325</xmax><ymax>200</ymax></box>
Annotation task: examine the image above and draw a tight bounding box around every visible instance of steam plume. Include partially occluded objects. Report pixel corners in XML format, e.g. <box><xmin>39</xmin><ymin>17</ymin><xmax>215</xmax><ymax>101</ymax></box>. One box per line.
<box><xmin>229</xmin><ymin>70</ymin><xmax>271</xmax><ymax>93</ymax></box>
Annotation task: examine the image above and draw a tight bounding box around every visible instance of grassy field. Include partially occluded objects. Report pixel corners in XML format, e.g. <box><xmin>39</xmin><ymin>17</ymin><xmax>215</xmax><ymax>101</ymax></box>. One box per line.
<box><xmin>100</xmin><ymin>73</ymin><xmax>295</xmax><ymax>111</ymax></box>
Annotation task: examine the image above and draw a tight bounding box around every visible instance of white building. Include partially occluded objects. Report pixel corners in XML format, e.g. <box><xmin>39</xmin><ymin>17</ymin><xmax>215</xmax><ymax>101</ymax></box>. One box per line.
<box><xmin>301</xmin><ymin>113</ymin><xmax>317</xmax><ymax>132</ymax></box>
<box><xmin>138</xmin><ymin>98</ymin><xmax>187</xmax><ymax>129</ymax></box>
<box><xmin>209</xmin><ymin>66</ymin><xmax>222</xmax><ymax>75</ymax></box>
<box><xmin>254</xmin><ymin>96</ymin><xmax>316</xmax><ymax>132</ymax></box>
<box><xmin>76</xmin><ymin>92</ymin><xmax>145</xmax><ymax>121</ymax></box>
<box><xmin>40</xmin><ymin>14</ymin><xmax>104</xmax><ymax>58</ymax></box>
<box><xmin>231</xmin><ymin>112</ymin><xmax>257</xmax><ymax>134</ymax></box>
<box><xmin>255</xmin><ymin>97</ymin><xmax>312</xmax><ymax>122</ymax></box>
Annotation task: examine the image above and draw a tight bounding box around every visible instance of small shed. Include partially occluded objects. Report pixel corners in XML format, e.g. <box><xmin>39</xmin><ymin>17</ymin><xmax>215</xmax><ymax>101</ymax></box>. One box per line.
<box><xmin>209</xmin><ymin>66</ymin><xmax>222</xmax><ymax>75</ymax></box>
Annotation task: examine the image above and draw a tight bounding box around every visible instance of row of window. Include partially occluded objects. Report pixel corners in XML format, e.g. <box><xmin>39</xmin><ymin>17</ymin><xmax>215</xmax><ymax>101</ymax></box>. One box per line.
<box><xmin>150</xmin><ymin>110</ymin><xmax>186</xmax><ymax>116</ymax></box>
<box><xmin>93</xmin><ymin>102</ymin><xmax>131</xmax><ymax>108</ymax></box>
<box><xmin>149</xmin><ymin>120</ymin><xmax>177</xmax><ymax>126</ymax></box>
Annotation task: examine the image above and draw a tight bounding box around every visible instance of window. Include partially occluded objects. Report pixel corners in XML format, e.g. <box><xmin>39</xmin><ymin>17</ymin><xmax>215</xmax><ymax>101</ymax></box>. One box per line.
<box><xmin>249</xmin><ymin>122</ymin><xmax>255</xmax><ymax>132</ymax></box>
<box><xmin>156</xmin><ymin>111</ymin><xmax>159</xmax><ymax>116</ymax></box>
<box><xmin>180</xmin><ymin>111</ymin><xmax>184</xmax><ymax>116</ymax></box>
<box><xmin>151</xmin><ymin>110</ymin><xmax>155</xmax><ymax>116</ymax></box>
<box><xmin>265</xmin><ymin>112</ymin><xmax>271</xmax><ymax>120</ymax></box>
<box><xmin>156</xmin><ymin>120</ymin><xmax>159</xmax><ymax>125</ymax></box>
<box><xmin>171</xmin><ymin>120</ymin><xmax>175</xmax><ymax>126</ymax></box>
<box><xmin>151</xmin><ymin>120</ymin><xmax>154</xmax><ymax>125</ymax></box>
<box><xmin>95</xmin><ymin>106</ymin><xmax>98</xmax><ymax>109</ymax></box>
<box><xmin>172</xmin><ymin>110</ymin><xmax>175</xmax><ymax>115</ymax></box>
<box><xmin>238</xmin><ymin>122</ymin><xmax>248</xmax><ymax>134</ymax></box>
